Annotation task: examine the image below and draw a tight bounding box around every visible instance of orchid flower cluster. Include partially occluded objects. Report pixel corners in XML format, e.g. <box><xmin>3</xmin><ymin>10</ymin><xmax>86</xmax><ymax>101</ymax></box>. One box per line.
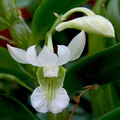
<box><xmin>7</xmin><ymin>7</ymin><xmax>114</xmax><ymax>114</ymax></box>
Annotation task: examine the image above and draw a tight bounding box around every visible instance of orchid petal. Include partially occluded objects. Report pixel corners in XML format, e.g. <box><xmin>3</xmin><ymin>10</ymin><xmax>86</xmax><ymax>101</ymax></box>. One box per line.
<box><xmin>49</xmin><ymin>88</ymin><xmax>70</xmax><ymax>113</ymax></box>
<box><xmin>57</xmin><ymin>45</ymin><xmax>70</xmax><ymax>65</ymax></box>
<box><xmin>7</xmin><ymin>44</ymin><xmax>29</xmax><ymax>64</ymax></box>
<box><xmin>26</xmin><ymin>45</ymin><xmax>41</xmax><ymax>67</ymax></box>
<box><xmin>38</xmin><ymin>45</ymin><xmax>58</xmax><ymax>66</ymax></box>
<box><xmin>30</xmin><ymin>86</ymin><xmax>49</xmax><ymax>113</ymax></box>
<box><xmin>68</xmin><ymin>30</ymin><xmax>86</xmax><ymax>61</ymax></box>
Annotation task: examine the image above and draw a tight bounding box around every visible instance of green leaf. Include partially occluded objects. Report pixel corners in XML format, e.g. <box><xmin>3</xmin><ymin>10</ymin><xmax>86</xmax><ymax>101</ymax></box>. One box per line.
<box><xmin>0</xmin><ymin>73</ymin><xmax>33</xmax><ymax>92</ymax></box>
<box><xmin>0</xmin><ymin>47</ymin><xmax>28</xmax><ymax>79</ymax></box>
<box><xmin>0</xmin><ymin>16</ymin><xmax>8</xmax><ymax>31</ymax></box>
<box><xmin>89</xmin><ymin>83</ymin><xmax>120</xmax><ymax>118</ymax></box>
<box><xmin>92</xmin><ymin>0</ymin><xmax>106</xmax><ymax>16</ymax></box>
<box><xmin>29</xmin><ymin>0</ymin><xmax>89</xmax><ymax>45</ymax></box>
<box><xmin>27</xmin><ymin>0</ymin><xmax>42</xmax><ymax>15</ymax></box>
<box><xmin>88</xmin><ymin>35</ymin><xmax>116</xmax><ymax>55</ymax></box>
<box><xmin>64</xmin><ymin>43</ymin><xmax>120</xmax><ymax>94</ymax></box>
<box><xmin>97</xmin><ymin>107</ymin><xmax>120</xmax><ymax>120</ymax></box>
<box><xmin>0</xmin><ymin>93</ymin><xmax>40</xmax><ymax>120</ymax></box>
<box><xmin>107</xmin><ymin>0</ymin><xmax>120</xmax><ymax>43</ymax></box>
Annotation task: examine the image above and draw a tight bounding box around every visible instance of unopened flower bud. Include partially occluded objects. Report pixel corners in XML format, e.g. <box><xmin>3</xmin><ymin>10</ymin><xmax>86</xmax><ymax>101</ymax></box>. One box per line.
<box><xmin>56</xmin><ymin>15</ymin><xmax>115</xmax><ymax>37</ymax></box>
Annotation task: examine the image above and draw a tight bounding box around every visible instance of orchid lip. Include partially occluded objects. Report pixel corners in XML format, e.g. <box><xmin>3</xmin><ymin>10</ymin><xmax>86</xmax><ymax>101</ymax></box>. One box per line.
<box><xmin>30</xmin><ymin>86</ymin><xmax>70</xmax><ymax>113</ymax></box>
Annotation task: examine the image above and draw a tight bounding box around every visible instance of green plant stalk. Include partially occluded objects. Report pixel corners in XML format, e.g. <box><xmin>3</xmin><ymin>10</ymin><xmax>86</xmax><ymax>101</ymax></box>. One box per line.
<box><xmin>47</xmin><ymin>108</ymin><xmax>69</xmax><ymax>120</ymax></box>
<box><xmin>44</xmin><ymin>15</ymin><xmax>62</xmax><ymax>52</ymax></box>
<box><xmin>88</xmin><ymin>0</ymin><xmax>119</xmax><ymax>119</ymax></box>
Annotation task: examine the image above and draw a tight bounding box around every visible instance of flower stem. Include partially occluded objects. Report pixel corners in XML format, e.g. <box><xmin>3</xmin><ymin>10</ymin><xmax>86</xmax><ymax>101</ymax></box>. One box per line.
<box><xmin>61</xmin><ymin>7</ymin><xmax>95</xmax><ymax>21</ymax></box>
<box><xmin>48</xmin><ymin>14</ymin><xmax>62</xmax><ymax>34</ymax></box>
<box><xmin>45</xmin><ymin>14</ymin><xmax>62</xmax><ymax>51</ymax></box>
<box><xmin>45</xmin><ymin>32</ymin><xmax>54</xmax><ymax>52</ymax></box>
<box><xmin>68</xmin><ymin>84</ymin><xmax>99</xmax><ymax>120</ymax></box>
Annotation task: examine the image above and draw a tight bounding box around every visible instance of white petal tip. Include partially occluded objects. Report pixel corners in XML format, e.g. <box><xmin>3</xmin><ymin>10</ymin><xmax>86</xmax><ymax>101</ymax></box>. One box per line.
<box><xmin>57</xmin><ymin>45</ymin><xmax>70</xmax><ymax>65</ymax></box>
<box><xmin>68</xmin><ymin>30</ymin><xmax>86</xmax><ymax>61</ymax></box>
<box><xmin>7</xmin><ymin>44</ymin><xmax>29</xmax><ymax>64</ymax></box>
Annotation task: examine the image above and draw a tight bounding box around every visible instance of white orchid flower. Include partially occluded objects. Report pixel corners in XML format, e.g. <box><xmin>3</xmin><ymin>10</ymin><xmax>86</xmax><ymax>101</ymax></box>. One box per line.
<box><xmin>7</xmin><ymin>30</ymin><xmax>86</xmax><ymax>114</ymax></box>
